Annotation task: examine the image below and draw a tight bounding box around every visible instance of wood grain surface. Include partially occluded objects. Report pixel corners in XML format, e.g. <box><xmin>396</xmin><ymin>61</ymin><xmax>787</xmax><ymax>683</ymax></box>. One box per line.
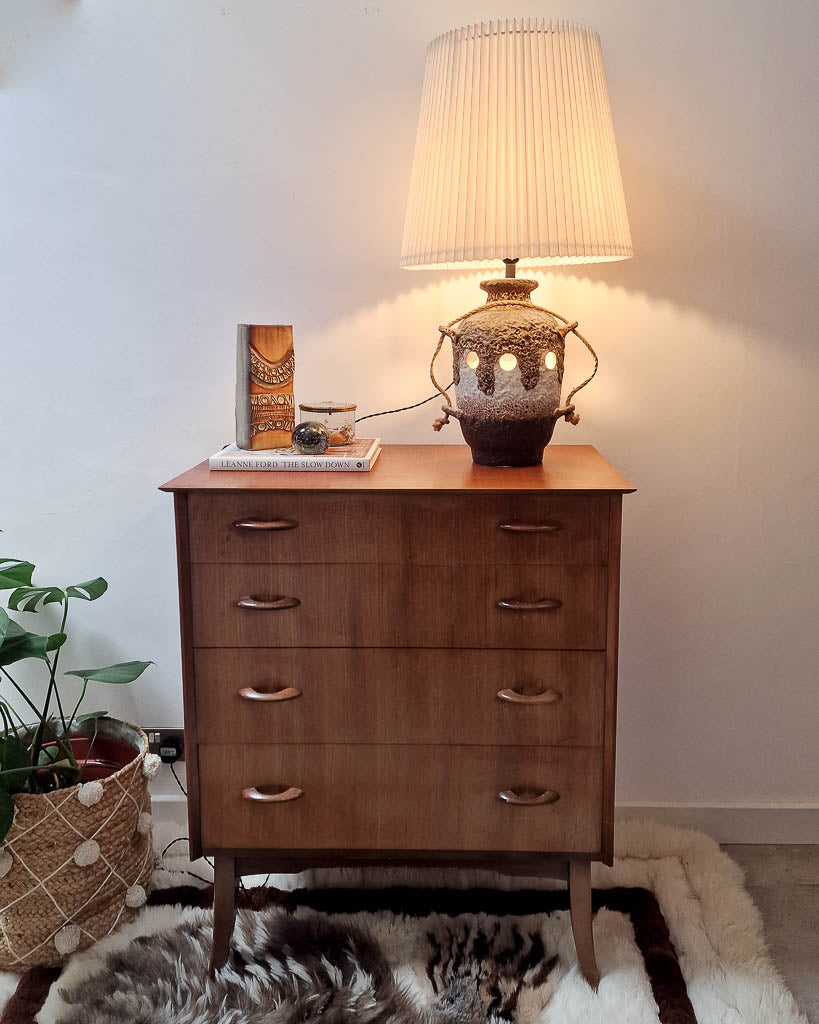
<box><xmin>160</xmin><ymin>445</ymin><xmax>636</xmax><ymax>494</ymax></box>
<box><xmin>190</xmin><ymin>563</ymin><xmax>607</xmax><ymax>650</ymax></box>
<box><xmin>186</xmin><ymin>491</ymin><xmax>609</xmax><ymax>566</ymax></box>
<box><xmin>193</xmin><ymin>648</ymin><xmax>606</xmax><ymax>747</ymax></box>
<box><xmin>199</xmin><ymin>743</ymin><xmax>603</xmax><ymax>852</ymax></box>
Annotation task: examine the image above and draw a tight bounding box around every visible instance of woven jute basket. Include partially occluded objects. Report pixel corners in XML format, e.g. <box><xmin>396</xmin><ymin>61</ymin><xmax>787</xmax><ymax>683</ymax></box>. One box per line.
<box><xmin>0</xmin><ymin>719</ymin><xmax>156</xmax><ymax>970</ymax></box>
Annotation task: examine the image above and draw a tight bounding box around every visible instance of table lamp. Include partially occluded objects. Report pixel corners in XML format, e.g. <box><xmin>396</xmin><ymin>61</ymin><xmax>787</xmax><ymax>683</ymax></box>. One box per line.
<box><xmin>401</xmin><ymin>20</ymin><xmax>632</xmax><ymax>466</ymax></box>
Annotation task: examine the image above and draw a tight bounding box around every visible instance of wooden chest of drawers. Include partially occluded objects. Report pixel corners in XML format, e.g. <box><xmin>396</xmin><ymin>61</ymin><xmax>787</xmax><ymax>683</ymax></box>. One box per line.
<box><xmin>161</xmin><ymin>444</ymin><xmax>633</xmax><ymax>986</ymax></box>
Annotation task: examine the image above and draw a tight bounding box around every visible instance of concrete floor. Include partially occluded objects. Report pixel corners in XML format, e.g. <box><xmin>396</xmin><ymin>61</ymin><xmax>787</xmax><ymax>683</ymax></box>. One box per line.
<box><xmin>723</xmin><ymin>845</ymin><xmax>819</xmax><ymax>1023</ymax></box>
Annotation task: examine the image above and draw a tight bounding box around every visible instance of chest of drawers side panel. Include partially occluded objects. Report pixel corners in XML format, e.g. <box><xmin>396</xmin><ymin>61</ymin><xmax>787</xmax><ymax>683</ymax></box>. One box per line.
<box><xmin>173</xmin><ymin>492</ymin><xmax>203</xmax><ymax>860</ymax></box>
<box><xmin>601</xmin><ymin>495</ymin><xmax>623</xmax><ymax>865</ymax></box>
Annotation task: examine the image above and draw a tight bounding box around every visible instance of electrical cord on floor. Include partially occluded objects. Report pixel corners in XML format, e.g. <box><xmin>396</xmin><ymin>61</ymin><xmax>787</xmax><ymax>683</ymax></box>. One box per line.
<box><xmin>160</xmin><ymin>836</ymin><xmax>191</xmax><ymax>859</ymax></box>
<box><xmin>355</xmin><ymin>382</ymin><xmax>453</xmax><ymax>423</ymax></box>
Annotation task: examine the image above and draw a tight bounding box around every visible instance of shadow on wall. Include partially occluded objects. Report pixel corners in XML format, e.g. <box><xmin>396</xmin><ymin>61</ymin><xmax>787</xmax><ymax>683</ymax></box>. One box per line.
<box><xmin>574</xmin><ymin>155</ymin><xmax>814</xmax><ymax>350</ymax></box>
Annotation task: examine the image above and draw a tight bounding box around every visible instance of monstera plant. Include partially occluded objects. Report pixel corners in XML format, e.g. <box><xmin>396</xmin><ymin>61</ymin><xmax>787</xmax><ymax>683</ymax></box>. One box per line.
<box><xmin>0</xmin><ymin>555</ymin><xmax>152</xmax><ymax>843</ymax></box>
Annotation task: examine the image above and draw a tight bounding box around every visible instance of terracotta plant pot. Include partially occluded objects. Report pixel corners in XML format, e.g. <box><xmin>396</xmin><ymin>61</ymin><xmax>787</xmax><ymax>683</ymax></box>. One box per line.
<box><xmin>442</xmin><ymin>278</ymin><xmax>569</xmax><ymax>467</ymax></box>
<box><xmin>37</xmin><ymin>732</ymin><xmax>142</xmax><ymax>788</ymax></box>
<box><xmin>0</xmin><ymin>719</ymin><xmax>156</xmax><ymax>969</ymax></box>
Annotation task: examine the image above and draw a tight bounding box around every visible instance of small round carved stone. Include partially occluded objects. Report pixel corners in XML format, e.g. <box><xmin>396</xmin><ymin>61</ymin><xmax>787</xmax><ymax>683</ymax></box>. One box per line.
<box><xmin>291</xmin><ymin>421</ymin><xmax>330</xmax><ymax>455</ymax></box>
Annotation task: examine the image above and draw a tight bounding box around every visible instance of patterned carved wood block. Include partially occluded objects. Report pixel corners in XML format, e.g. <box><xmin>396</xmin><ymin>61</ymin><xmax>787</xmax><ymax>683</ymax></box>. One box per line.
<box><xmin>236</xmin><ymin>324</ymin><xmax>296</xmax><ymax>450</ymax></box>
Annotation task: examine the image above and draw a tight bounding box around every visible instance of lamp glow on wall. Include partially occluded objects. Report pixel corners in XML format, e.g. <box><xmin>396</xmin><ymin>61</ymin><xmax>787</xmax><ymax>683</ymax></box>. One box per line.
<box><xmin>401</xmin><ymin>20</ymin><xmax>632</xmax><ymax>466</ymax></box>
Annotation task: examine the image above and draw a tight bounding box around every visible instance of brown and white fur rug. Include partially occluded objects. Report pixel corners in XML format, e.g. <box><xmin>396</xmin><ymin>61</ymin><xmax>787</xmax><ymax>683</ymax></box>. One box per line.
<box><xmin>0</xmin><ymin>821</ymin><xmax>808</xmax><ymax>1023</ymax></box>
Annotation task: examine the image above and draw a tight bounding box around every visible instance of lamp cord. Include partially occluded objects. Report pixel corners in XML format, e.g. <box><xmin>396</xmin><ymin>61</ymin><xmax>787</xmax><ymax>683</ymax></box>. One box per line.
<box><xmin>355</xmin><ymin>382</ymin><xmax>453</xmax><ymax>424</ymax></box>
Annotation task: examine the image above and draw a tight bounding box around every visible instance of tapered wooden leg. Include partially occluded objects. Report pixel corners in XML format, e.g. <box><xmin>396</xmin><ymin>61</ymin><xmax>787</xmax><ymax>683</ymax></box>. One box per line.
<box><xmin>568</xmin><ymin>859</ymin><xmax>600</xmax><ymax>989</ymax></box>
<box><xmin>210</xmin><ymin>854</ymin><xmax>237</xmax><ymax>974</ymax></box>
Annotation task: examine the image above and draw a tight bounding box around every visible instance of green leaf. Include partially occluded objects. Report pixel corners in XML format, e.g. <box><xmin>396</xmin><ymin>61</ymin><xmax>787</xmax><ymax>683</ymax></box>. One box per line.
<box><xmin>65</xmin><ymin>660</ymin><xmax>153</xmax><ymax>684</ymax></box>
<box><xmin>0</xmin><ymin>789</ymin><xmax>13</xmax><ymax>843</ymax></box>
<box><xmin>75</xmin><ymin>710</ymin><xmax>108</xmax><ymax>723</ymax></box>
<box><xmin>0</xmin><ymin>735</ymin><xmax>32</xmax><ymax>794</ymax></box>
<box><xmin>8</xmin><ymin>586</ymin><xmax>65</xmax><ymax>613</ymax></box>
<box><xmin>46</xmin><ymin>632</ymin><xmax>67</xmax><ymax>651</ymax></box>
<box><xmin>66</xmin><ymin>578</ymin><xmax>108</xmax><ymax>602</ymax></box>
<box><xmin>0</xmin><ymin>621</ymin><xmax>49</xmax><ymax>667</ymax></box>
<box><xmin>0</xmin><ymin>609</ymin><xmax>8</xmax><ymax>646</ymax></box>
<box><xmin>0</xmin><ymin>559</ymin><xmax>35</xmax><ymax>592</ymax></box>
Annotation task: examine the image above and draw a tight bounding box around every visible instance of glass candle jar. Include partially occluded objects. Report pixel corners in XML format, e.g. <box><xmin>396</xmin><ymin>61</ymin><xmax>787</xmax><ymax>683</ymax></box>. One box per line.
<box><xmin>298</xmin><ymin>401</ymin><xmax>357</xmax><ymax>446</ymax></box>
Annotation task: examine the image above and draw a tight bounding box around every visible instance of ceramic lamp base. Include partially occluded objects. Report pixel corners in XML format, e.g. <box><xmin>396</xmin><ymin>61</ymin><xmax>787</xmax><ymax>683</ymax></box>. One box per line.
<box><xmin>456</xmin><ymin>409</ymin><xmax>557</xmax><ymax>467</ymax></box>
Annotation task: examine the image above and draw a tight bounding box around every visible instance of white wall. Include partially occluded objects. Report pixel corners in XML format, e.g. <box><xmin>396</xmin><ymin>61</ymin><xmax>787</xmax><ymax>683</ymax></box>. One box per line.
<box><xmin>2</xmin><ymin>0</ymin><xmax>817</xmax><ymax>814</ymax></box>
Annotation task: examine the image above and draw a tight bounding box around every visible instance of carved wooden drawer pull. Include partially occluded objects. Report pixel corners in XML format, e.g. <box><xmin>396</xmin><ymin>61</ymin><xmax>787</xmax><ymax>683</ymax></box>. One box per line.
<box><xmin>236</xmin><ymin>595</ymin><xmax>301</xmax><ymax>610</ymax></box>
<box><xmin>498</xmin><ymin>520</ymin><xmax>563</xmax><ymax>533</ymax></box>
<box><xmin>496</xmin><ymin>687</ymin><xmax>563</xmax><ymax>705</ymax></box>
<box><xmin>238</xmin><ymin>686</ymin><xmax>302</xmax><ymax>702</ymax></box>
<box><xmin>232</xmin><ymin>518</ymin><xmax>299</xmax><ymax>531</ymax></box>
<box><xmin>497</xmin><ymin>597</ymin><xmax>563</xmax><ymax>611</ymax></box>
<box><xmin>498</xmin><ymin>788</ymin><xmax>560</xmax><ymax>806</ymax></box>
<box><xmin>241</xmin><ymin>786</ymin><xmax>304</xmax><ymax>803</ymax></box>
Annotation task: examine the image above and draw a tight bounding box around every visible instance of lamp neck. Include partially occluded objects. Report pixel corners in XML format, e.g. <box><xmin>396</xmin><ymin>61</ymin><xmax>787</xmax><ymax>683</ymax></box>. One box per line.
<box><xmin>480</xmin><ymin>278</ymin><xmax>538</xmax><ymax>303</ymax></box>
<box><xmin>503</xmin><ymin>257</ymin><xmax>520</xmax><ymax>279</ymax></box>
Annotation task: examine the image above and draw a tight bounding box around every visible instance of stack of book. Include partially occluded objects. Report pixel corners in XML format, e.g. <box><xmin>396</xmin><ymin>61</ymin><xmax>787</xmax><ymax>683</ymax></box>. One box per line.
<box><xmin>208</xmin><ymin>438</ymin><xmax>382</xmax><ymax>473</ymax></box>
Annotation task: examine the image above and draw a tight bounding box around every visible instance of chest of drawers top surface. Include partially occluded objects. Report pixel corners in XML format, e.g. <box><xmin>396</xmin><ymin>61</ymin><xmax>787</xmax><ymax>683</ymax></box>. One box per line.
<box><xmin>160</xmin><ymin>444</ymin><xmax>635</xmax><ymax>494</ymax></box>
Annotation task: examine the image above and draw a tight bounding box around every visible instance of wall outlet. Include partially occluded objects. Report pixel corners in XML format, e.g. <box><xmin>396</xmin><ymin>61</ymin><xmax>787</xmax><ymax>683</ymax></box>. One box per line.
<box><xmin>146</xmin><ymin>728</ymin><xmax>185</xmax><ymax>762</ymax></box>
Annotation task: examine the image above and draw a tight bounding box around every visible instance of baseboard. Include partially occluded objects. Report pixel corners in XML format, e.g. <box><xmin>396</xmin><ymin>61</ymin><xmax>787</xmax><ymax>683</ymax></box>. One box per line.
<box><xmin>616</xmin><ymin>804</ymin><xmax>819</xmax><ymax>844</ymax></box>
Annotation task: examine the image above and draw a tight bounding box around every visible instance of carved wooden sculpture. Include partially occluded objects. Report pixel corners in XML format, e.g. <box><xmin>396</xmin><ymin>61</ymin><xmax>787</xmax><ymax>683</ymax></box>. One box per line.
<box><xmin>236</xmin><ymin>325</ymin><xmax>296</xmax><ymax>450</ymax></box>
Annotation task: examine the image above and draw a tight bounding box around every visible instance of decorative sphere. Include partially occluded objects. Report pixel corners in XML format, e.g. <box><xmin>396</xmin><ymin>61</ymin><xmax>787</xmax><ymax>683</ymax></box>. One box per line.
<box><xmin>292</xmin><ymin>421</ymin><xmax>330</xmax><ymax>455</ymax></box>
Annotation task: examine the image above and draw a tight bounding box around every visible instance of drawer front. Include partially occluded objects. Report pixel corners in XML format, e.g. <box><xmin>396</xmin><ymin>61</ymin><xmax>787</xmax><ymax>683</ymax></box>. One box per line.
<box><xmin>199</xmin><ymin>743</ymin><xmax>602</xmax><ymax>853</ymax></box>
<box><xmin>190</xmin><ymin>564</ymin><xmax>607</xmax><ymax>650</ymax></box>
<box><xmin>187</xmin><ymin>492</ymin><xmax>608</xmax><ymax>566</ymax></box>
<box><xmin>194</xmin><ymin>649</ymin><xmax>605</xmax><ymax>746</ymax></box>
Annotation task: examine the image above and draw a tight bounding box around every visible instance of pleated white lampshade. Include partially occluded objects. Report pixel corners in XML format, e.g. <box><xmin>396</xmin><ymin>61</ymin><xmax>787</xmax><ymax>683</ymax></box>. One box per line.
<box><xmin>400</xmin><ymin>20</ymin><xmax>632</xmax><ymax>270</ymax></box>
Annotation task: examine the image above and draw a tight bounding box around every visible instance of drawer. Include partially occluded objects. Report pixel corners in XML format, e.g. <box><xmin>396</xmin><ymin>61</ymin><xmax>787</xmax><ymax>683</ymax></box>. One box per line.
<box><xmin>194</xmin><ymin>649</ymin><xmax>605</xmax><ymax>746</ymax></box>
<box><xmin>199</xmin><ymin>743</ymin><xmax>603</xmax><ymax>853</ymax></box>
<box><xmin>187</xmin><ymin>492</ymin><xmax>608</xmax><ymax>566</ymax></box>
<box><xmin>190</xmin><ymin>563</ymin><xmax>607</xmax><ymax>649</ymax></box>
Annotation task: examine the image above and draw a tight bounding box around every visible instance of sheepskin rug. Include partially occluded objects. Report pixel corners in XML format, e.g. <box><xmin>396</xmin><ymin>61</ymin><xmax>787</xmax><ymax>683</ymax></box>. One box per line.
<box><xmin>0</xmin><ymin>821</ymin><xmax>807</xmax><ymax>1024</ymax></box>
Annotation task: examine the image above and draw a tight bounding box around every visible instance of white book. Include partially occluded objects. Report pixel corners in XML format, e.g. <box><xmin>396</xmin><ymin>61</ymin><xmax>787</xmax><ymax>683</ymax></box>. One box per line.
<box><xmin>209</xmin><ymin>438</ymin><xmax>382</xmax><ymax>472</ymax></box>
